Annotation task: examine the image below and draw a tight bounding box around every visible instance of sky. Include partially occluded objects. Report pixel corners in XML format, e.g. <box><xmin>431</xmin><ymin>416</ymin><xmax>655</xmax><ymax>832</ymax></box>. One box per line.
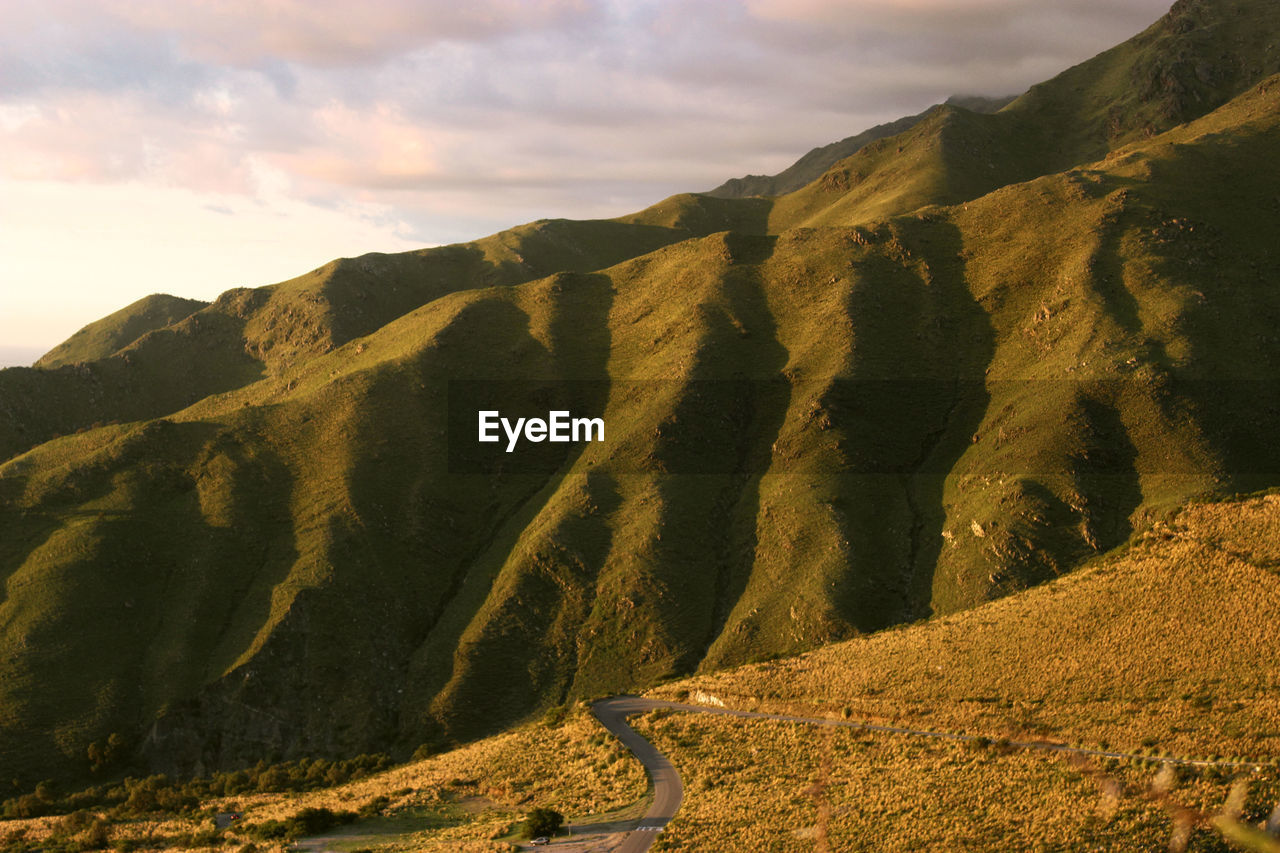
<box><xmin>0</xmin><ymin>0</ymin><xmax>1174</xmax><ymax>365</ymax></box>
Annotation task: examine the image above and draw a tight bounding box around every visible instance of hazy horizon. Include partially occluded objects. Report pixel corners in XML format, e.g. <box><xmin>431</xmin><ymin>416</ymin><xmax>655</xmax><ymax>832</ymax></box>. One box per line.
<box><xmin>0</xmin><ymin>345</ymin><xmax>44</xmax><ymax>369</ymax></box>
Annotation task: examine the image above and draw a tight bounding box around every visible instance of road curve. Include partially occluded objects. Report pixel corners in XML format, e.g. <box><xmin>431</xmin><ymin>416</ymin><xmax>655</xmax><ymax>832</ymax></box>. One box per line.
<box><xmin>591</xmin><ymin>697</ymin><xmax>684</xmax><ymax>853</ymax></box>
<box><xmin>590</xmin><ymin>694</ymin><xmax>1272</xmax><ymax>850</ymax></box>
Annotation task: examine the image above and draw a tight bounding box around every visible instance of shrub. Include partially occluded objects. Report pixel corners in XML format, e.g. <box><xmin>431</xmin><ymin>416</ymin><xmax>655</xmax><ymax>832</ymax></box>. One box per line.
<box><xmin>244</xmin><ymin>807</ymin><xmax>355</xmax><ymax>841</ymax></box>
<box><xmin>4</xmin><ymin>794</ymin><xmax>47</xmax><ymax>819</ymax></box>
<box><xmin>358</xmin><ymin>796</ymin><xmax>390</xmax><ymax>818</ymax></box>
<box><xmin>289</xmin><ymin>806</ymin><xmax>356</xmax><ymax>836</ymax></box>
<box><xmin>523</xmin><ymin>807</ymin><xmax>564</xmax><ymax>839</ymax></box>
<box><xmin>82</xmin><ymin>818</ymin><xmax>111</xmax><ymax>849</ymax></box>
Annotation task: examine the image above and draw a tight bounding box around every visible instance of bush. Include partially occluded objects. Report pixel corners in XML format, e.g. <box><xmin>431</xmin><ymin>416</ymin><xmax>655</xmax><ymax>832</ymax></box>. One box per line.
<box><xmin>289</xmin><ymin>806</ymin><xmax>356</xmax><ymax>836</ymax></box>
<box><xmin>1</xmin><ymin>753</ymin><xmax>394</xmax><ymax>827</ymax></box>
<box><xmin>358</xmin><ymin>796</ymin><xmax>390</xmax><ymax>818</ymax></box>
<box><xmin>4</xmin><ymin>794</ymin><xmax>44</xmax><ymax>819</ymax></box>
<box><xmin>523</xmin><ymin>807</ymin><xmax>564</xmax><ymax>839</ymax></box>
<box><xmin>59</xmin><ymin>810</ymin><xmax>95</xmax><ymax>834</ymax></box>
<box><xmin>244</xmin><ymin>807</ymin><xmax>356</xmax><ymax>841</ymax></box>
<box><xmin>81</xmin><ymin>818</ymin><xmax>110</xmax><ymax>849</ymax></box>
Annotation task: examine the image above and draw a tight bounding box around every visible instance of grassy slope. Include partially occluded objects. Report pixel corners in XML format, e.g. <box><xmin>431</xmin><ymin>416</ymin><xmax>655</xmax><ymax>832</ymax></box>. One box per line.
<box><xmin>35</xmin><ymin>294</ymin><xmax>209</xmax><ymax>369</ymax></box>
<box><xmin>643</xmin><ymin>492</ymin><xmax>1280</xmax><ymax>850</ymax></box>
<box><xmin>636</xmin><ymin>713</ymin><xmax>1277</xmax><ymax>852</ymax></box>
<box><xmin>6</xmin><ymin>494</ymin><xmax>1274</xmax><ymax>852</ymax></box>
<box><xmin>706</xmin><ymin>96</ymin><xmax>1014</xmax><ymax>200</ymax></box>
<box><xmin>0</xmin><ymin>203</ymin><xmax>763</xmax><ymax>465</ymax></box>
<box><xmin>3</xmin><ymin>0</ymin><xmax>1280</xmax><ymax>791</ymax></box>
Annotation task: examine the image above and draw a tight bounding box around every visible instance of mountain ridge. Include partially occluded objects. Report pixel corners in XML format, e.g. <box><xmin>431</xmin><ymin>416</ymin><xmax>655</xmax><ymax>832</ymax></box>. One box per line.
<box><xmin>3</xmin><ymin>0</ymin><xmax>1280</xmax><ymax>791</ymax></box>
<box><xmin>705</xmin><ymin>94</ymin><xmax>1016</xmax><ymax>200</ymax></box>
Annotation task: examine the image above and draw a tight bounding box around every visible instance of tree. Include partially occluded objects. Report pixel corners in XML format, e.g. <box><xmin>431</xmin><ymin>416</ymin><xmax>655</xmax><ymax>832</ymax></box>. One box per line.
<box><xmin>87</xmin><ymin>732</ymin><xmax>128</xmax><ymax>773</ymax></box>
<box><xmin>523</xmin><ymin>807</ymin><xmax>564</xmax><ymax>839</ymax></box>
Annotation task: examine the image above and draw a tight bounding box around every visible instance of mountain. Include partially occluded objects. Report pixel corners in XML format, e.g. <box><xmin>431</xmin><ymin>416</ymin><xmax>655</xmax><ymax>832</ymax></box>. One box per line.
<box><xmin>3</xmin><ymin>0</ymin><xmax>1280</xmax><ymax>789</ymax></box>
<box><xmin>705</xmin><ymin>94</ymin><xmax>1015</xmax><ymax>200</ymax></box>
<box><xmin>34</xmin><ymin>294</ymin><xmax>210</xmax><ymax>370</ymax></box>
<box><xmin>0</xmin><ymin>209</ymin><xmax>761</xmax><ymax>464</ymax></box>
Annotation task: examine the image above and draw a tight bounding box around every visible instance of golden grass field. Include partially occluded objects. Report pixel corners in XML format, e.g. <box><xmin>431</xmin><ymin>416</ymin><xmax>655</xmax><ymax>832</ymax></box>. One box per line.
<box><xmin>655</xmin><ymin>494</ymin><xmax>1280</xmax><ymax>766</ymax></box>
<box><xmin>633</xmin><ymin>712</ymin><xmax>1274</xmax><ymax>851</ymax></box>
<box><xmin>633</xmin><ymin>493</ymin><xmax>1280</xmax><ymax>849</ymax></box>
<box><xmin>5</xmin><ymin>493</ymin><xmax>1274</xmax><ymax>851</ymax></box>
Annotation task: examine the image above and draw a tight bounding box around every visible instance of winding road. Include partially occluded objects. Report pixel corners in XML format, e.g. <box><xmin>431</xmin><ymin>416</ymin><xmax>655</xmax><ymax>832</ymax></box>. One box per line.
<box><xmin>590</xmin><ymin>698</ymin><xmax>685</xmax><ymax>853</ymax></box>
<box><xmin>582</xmin><ymin>694</ymin><xmax>1271</xmax><ymax>852</ymax></box>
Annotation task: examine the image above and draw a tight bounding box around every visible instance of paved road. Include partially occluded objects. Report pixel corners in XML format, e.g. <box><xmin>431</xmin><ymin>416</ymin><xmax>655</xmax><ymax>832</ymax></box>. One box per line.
<box><xmin>591</xmin><ymin>697</ymin><xmax>684</xmax><ymax>853</ymax></box>
<box><xmin>586</xmin><ymin>694</ymin><xmax>1271</xmax><ymax>851</ymax></box>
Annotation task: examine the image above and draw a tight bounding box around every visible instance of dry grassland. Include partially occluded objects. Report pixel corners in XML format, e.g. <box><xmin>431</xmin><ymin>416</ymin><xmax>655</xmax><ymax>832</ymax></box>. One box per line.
<box><xmin>657</xmin><ymin>494</ymin><xmax>1280</xmax><ymax>766</ymax></box>
<box><xmin>634</xmin><ymin>712</ymin><xmax>1275</xmax><ymax>851</ymax></box>
<box><xmin>0</xmin><ymin>710</ymin><xmax>644</xmax><ymax>852</ymax></box>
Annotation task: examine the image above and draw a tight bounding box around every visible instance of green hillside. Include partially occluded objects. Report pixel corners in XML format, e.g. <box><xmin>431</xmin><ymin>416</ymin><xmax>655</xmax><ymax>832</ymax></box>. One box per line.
<box><xmin>35</xmin><ymin>294</ymin><xmax>209</xmax><ymax>369</ymax></box>
<box><xmin>0</xmin><ymin>205</ymin><xmax>762</xmax><ymax>463</ymax></box>
<box><xmin>5</xmin><ymin>492</ymin><xmax>1272</xmax><ymax>851</ymax></box>
<box><xmin>704</xmin><ymin>95</ymin><xmax>1014</xmax><ymax>199</ymax></box>
<box><xmin>770</xmin><ymin>0</ymin><xmax>1280</xmax><ymax>231</ymax></box>
<box><xmin>2</xmin><ymin>0</ymin><xmax>1280</xmax><ymax>797</ymax></box>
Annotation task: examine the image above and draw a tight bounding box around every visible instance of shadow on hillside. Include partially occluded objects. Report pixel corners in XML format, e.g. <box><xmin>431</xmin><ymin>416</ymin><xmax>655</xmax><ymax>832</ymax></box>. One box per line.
<box><xmin>384</xmin><ymin>275</ymin><xmax>621</xmax><ymax>747</ymax></box>
<box><xmin>1074</xmin><ymin>393</ymin><xmax>1145</xmax><ymax>555</ymax></box>
<box><xmin>0</xmin><ymin>309</ymin><xmax>267</xmax><ymax>465</ymax></box>
<box><xmin>624</xmin><ymin>234</ymin><xmax>790</xmax><ymax>672</ymax></box>
<box><xmin>0</xmin><ymin>417</ymin><xmax>309</xmax><ymax>780</ymax></box>
<box><xmin>823</xmin><ymin>218</ymin><xmax>996</xmax><ymax>628</ymax></box>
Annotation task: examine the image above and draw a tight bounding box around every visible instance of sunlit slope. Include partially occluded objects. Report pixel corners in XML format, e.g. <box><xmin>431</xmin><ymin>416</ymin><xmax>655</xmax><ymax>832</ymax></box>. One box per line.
<box><xmin>928</xmin><ymin>72</ymin><xmax>1280</xmax><ymax>612</ymax></box>
<box><xmin>35</xmin><ymin>294</ymin><xmax>209</xmax><ymax>369</ymax></box>
<box><xmin>705</xmin><ymin>95</ymin><xmax>1014</xmax><ymax>200</ymax></box>
<box><xmin>638</xmin><ymin>488</ymin><xmax>1280</xmax><ymax>852</ymax></box>
<box><xmin>658</xmin><ymin>492</ymin><xmax>1280</xmax><ymax>765</ymax></box>
<box><xmin>0</xmin><ymin>206</ymin><xmax>763</xmax><ymax>464</ymax></box>
<box><xmin>770</xmin><ymin>0</ymin><xmax>1280</xmax><ymax>231</ymax></box>
<box><xmin>4</xmin><ymin>72</ymin><xmax>1280</xmax><ymax>784</ymax></box>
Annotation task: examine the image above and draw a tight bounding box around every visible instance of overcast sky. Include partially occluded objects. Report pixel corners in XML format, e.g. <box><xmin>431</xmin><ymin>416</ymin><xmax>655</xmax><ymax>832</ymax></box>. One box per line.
<box><xmin>0</xmin><ymin>0</ymin><xmax>1173</xmax><ymax>363</ymax></box>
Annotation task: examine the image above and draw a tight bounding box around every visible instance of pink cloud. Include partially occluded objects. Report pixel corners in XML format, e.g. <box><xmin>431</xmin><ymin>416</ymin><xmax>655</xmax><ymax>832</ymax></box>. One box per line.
<box><xmin>101</xmin><ymin>0</ymin><xmax>595</xmax><ymax>66</ymax></box>
<box><xmin>0</xmin><ymin>91</ymin><xmax>265</xmax><ymax>192</ymax></box>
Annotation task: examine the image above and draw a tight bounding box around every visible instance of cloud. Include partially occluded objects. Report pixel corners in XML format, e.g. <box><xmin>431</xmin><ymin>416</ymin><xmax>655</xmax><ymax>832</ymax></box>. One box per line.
<box><xmin>734</xmin><ymin>0</ymin><xmax>1173</xmax><ymax>104</ymax></box>
<box><xmin>78</xmin><ymin>0</ymin><xmax>597</xmax><ymax>66</ymax></box>
<box><xmin>1</xmin><ymin>0</ymin><xmax>1180</xmax><ymax>351</ymax></box>
<box><xmin>2</xmin><ymin>1</ymin><xmax>1176</xmax><ymax>201</ymax></box>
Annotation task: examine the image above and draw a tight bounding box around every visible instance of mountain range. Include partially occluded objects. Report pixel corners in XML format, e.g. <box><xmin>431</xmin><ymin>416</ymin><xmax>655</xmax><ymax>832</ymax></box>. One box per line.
<box><xmin>2</xmin><ymin>0</ymin><xmax>1280</xmax><ymax>791</ymax></box>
